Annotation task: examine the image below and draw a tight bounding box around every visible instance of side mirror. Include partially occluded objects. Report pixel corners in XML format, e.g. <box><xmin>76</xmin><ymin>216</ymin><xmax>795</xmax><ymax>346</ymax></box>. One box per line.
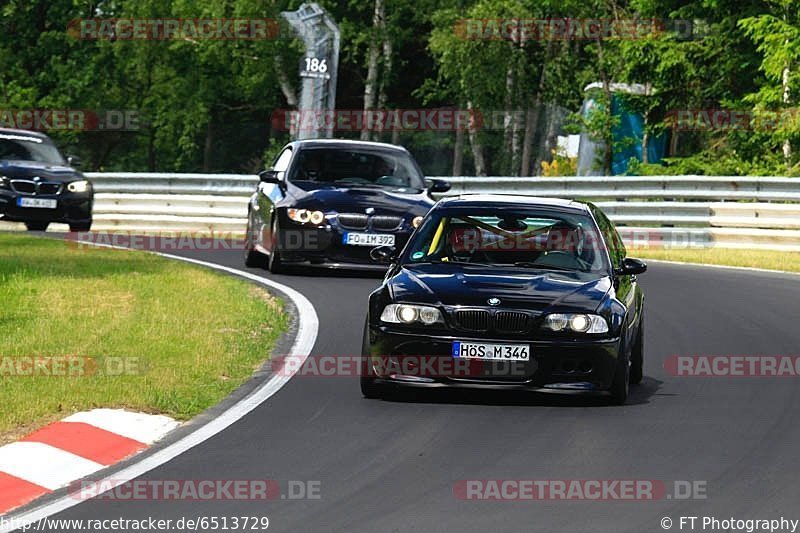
<box><xmin>426</xmin><ymin>178</ymin><xmax>451</xmax><ymax>194</ymax></box>
<box><xmin>615</xmin><ymin>257</ymin><xmax>647</xmax><ymax>276</ymax></box>
<box><xmin>258</xmin><ymin>168</ymin><xmax>280</xmax><ymax>184</ymax></box>
<box><xmin>370</xmin><ymin>246</ymin><xmax>397</xmax><ymax>263</ymax></box>
<box><xmin>66</xmin><ymin>155</ymin><xmax>81</xmax><ymax>168</ymax></box>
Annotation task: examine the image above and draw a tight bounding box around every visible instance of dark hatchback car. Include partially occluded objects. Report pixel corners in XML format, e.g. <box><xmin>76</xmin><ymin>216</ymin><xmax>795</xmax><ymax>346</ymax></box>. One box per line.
<box><xmin>361</xmin><ymin>195</ymin><xmax>647</xmax><ymax>404</ymax></box>
<box><xmin>0</xmin><ymin>128</ymin><xmax>92</xmax><ymax>231</ymax></box>
<box><xmin>244</xmin><ymin>139</ymin><xmax>450</xmax><ymax>273</ymax></box>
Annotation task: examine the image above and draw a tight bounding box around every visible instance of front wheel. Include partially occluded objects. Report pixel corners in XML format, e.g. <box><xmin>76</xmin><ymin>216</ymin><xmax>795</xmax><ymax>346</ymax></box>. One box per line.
<box><xmin>244</xmin><ymin>213</ymin><xmax>266</xmax><ymax>268</ymax></box>
<box><xmin>25</xmin><ymin>221</ymin><xmax>49</xmax><ymax>231</ymax></box>
<box><xmin>69</xmin><ymin>220</ymin><xmax>92</xmax><ymax>232</ymax></box>
<box><xmin>360</xmin><ymin>318</ymin><xmax>384</xmax><ymax>399</ymax></box>
<box><xmin>267</xmin><ymin>223</ymin><xmax>288</xmax><ymax>274</ymax></box>
<box><xmin>609</xmin><ymin>344</ymin><xmax>630</xmax><ymax>405</ymax></box>
<box><xmin>629</xmin><ymin>317</ymin><xmax>644</xmax><ymax>385</ymax></box>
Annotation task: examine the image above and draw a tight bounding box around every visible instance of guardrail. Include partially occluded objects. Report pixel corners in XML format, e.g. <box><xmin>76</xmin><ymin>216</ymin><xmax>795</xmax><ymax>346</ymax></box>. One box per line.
<box><xmin>84</xmin><ymin>173</ymin><xmax>800</xmax><ymax>251</ymax></box>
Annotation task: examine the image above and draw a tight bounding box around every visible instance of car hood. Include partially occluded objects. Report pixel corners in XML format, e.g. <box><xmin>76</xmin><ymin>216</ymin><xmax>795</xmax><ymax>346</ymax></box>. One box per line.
<box><xmin>0</xmin><ymin>160</ymin><xmax>81</xmax><ymax>182</ymax></box>
<box><xmin>288</xmin><ymin>184</ymin><xmax>433</xmax><ymax>215</ymax></box>
<box><xmin>389</xmin><ymin>263</ymin><xmax>612</xmax><ymax>313</ymax></box>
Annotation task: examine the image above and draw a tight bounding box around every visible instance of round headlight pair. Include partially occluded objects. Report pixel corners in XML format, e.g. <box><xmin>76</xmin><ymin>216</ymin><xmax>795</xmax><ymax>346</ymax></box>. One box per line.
<box><xmin>544</xmin><ymin>313</ymin><xmax>608</xmax><ymax>334</ymax></box>
<box><xmin>380</xmin><ymin>304</ymin><xmax>442</xmax><ymax>325</ymax></box>
<box><xmin>67</xmin><ymin>180</ymin><xmax>90</xmax><ymax>193</ymax></box>
<box><xmin>288</xmin><ymin>208</ymin><xmax>325</xmax><ymax>225</ymax></box>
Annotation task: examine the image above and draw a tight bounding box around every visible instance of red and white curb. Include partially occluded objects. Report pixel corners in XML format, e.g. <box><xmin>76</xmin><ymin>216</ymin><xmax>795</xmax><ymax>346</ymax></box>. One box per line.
<box><xmin>0</xmin><ymin>409</ymin><xmax>178</xmax><ymax>515</ymax></box>
<box><xmin>0</xmin><ymin>253</ymin><xmax>318</xmax><ymax>533</ymax></box>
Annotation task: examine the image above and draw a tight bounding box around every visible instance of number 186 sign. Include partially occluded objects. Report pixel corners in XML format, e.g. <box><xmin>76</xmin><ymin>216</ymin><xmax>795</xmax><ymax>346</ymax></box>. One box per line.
<box><xmin>300</xmin><ymin>57</ymin><xmax>331</xmax><ymax>80</ymax></box>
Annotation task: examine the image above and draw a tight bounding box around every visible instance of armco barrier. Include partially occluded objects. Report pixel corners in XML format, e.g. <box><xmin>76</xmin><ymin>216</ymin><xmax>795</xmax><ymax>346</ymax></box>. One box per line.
<box><xmin>81</xmin><ymin>173</ymin><xmax>800</xmax><ymax>251</ymax></box>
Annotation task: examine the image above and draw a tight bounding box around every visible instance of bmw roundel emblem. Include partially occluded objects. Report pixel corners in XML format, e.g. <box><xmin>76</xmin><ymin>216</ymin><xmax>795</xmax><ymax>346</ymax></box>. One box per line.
<box><xmin>487</xmin><ymin>297</ymin><xmax>501</xmax><ymax>306</ymax></box>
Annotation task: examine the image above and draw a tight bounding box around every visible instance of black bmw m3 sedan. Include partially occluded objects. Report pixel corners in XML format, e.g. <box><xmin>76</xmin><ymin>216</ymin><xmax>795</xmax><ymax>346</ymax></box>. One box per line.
<box><xmin>361</xmin><ymin>195</ymin><xmax>647</xmax><ymax>404</ymax></box>
<box><xmin>245</xmin><ymin>139</ymin><xmax>450</xmax><ymax>273</ymax></box>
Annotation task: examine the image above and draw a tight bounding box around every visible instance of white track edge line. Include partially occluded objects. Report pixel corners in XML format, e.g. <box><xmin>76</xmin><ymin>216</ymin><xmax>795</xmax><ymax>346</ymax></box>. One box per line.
<box><xmin>643</xmin><ymin>258</ymin><xmax>800</xmax><ymax>276</ymax></box>
<box><xmin>0</xmin><ymin>246</ymin><xmax>318</xmax><ymax>531</ymax></box>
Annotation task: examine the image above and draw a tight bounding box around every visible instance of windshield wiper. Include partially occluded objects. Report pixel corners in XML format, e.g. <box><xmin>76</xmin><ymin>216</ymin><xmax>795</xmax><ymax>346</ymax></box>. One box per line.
<box><xmin>334</xmin><ymin>181</ymin><xmax>383</xmax><ymax>188</ymax></box>
<box><xmin>511</xmin><ymin>261</ymin><xmax>578</xmax><ymax>271</ymax></box>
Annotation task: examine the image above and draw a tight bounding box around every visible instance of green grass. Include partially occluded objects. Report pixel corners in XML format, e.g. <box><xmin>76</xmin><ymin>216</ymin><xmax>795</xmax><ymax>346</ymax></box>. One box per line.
<box><xmin>0</xmin><ymin>233</ymin><xmax>287</xmax><ymax>443</ymax></box>
<box><xmin>633</xmin><ymin>248</ymin><xmax>800</xmax><ymax>273</ymax></box>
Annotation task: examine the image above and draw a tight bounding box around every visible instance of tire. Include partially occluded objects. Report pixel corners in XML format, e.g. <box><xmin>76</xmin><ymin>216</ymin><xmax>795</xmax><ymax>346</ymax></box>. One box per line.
<box><xmin>244</xmin><ymin>214</ymin><xmax>266</xmax><ymax>268</ymax></box>
<box><xmin>267</xmin><ymin>222</ymin><xmax>288</xmax><ymax>274</ymax></box>
<box><xmin>69</xmin><ymin>221</ymin><xmax>92</xmax><ymax>232</ymax></box>
<box><xmin>629</xmin><ymin>317</ymin><xmax>644</xmax><ymax>385</ymax></box>
<box><xmin>25</xmin><ymin>221</ymin><xmax>49</xmax><ymax>231</ymax></box>
<box><xmin>609</xmin><ymin>339</ymin><xmax>630</xmax><ymax>405</ymax></box>
<box><xmin>360</xmin><ymin>318</ymin><xmax>384</xmax><ymax>399</ymax></box>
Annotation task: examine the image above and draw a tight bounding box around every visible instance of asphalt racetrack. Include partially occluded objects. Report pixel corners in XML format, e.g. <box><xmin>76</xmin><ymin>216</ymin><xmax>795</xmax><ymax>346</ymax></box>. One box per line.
<box><xmin>31</xmin><ymin>248</ymin><xmax>800</xmax><ymax>532</ymax></box>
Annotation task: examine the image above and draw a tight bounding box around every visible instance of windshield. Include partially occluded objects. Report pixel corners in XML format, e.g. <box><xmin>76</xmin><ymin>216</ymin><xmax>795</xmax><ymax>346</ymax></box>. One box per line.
<box><xmin>403</xmin><ymin>208</ymin><xmax>610</xmax><ymax>274</ymax></box>
<box><xmin>287</xmin><ymin>147</ymin><xmax>425</xmax><ymax>190</ymax></box>
<box><xmin>0</xmin><ymin>135</ymin><xmax>65</xmax><ymax>165</ymax></box>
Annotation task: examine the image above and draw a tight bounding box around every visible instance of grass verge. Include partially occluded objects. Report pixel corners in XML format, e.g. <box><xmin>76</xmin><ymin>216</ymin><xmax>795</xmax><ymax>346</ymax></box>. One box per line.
<box><xmin>0</xmin><ymin>232</ymin><xmax>287</xmax><ymax>443</ymax></box>
<box><xmin>632</xmin><ymin>248</ymin><xmax>800</xmax><ymax>273</ymax></box>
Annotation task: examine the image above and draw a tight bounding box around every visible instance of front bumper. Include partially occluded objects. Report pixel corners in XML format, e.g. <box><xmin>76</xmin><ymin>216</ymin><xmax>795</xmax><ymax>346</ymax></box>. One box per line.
<box><xmin>366</xmin><ymin>326</ymin><xmax>622</xmax><ymax>392</ymax></box>
<box><xmin>0</xmin><ymin>189</ymin><xmax>93</xmax><ymax>224</ymax></box>
<box><xmin>276</xmin><ymin>217</ymin><xmax>413</xmax><ymax>267</ymax></box>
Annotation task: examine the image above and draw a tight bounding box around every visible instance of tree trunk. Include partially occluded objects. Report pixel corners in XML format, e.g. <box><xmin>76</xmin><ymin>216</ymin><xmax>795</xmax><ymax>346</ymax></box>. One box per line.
<box><xmin>147</xmin><ymin>129</ymin><xmax>156</xmax><ymax>172</ymax></box>
<box><xmin>274</xmin><ymin>53</ymin><xmax>297</xmax><ymax>107</ymax></box>
<box><xmin>203</xmin><ymin>120</ymin><xmax>214</xmax><ymax>172</ymax></box>
<box><xmin>783</xmin><ymin>63</ymin><xmax>791</xmax><ymax>164</ymax></box>
<box><xmin>602</xmin><ymin>90</ymin><xmax>614</xmax><ymax>176</ymax></box>
<box><xmin>453</xmin><ymin>124</ymin><xmax>464</xmax><ymax>176</ymax></box>
<box><xmin>467</xmin><ymin>100</ymin><xmax>486</xmax><ymax>176</ymax></box>
<box><xmin>521</xmin><ymin>100</ymin><xmax>541</xmax><ymax>176</ymax></box>
<box><xmin>361</xmin><ymin>0</ymin><xmax>384</xmax><ymax>141</ymax></box>
<box><xmin>502</xmin><ymin>59</ymin><xmax>516</xmax><ymax>173</ymax></box>
<box><xmin>377</xmin><ymin>30</ymin><xmax>393</xmax><ymax>110</ymax></box>
<box><xmin>595</xmin><ymin>38</ymin><xmax>614</xmax><ymax>176</ymax></box>
<box><xmin>669</xmin><ymin>127</ymin><xmax>679</xmax><ymax>157</ymax></box>
<box><xmin>523</xmin><ymin>40</ymin><xmax>555</xmax><ymax>176</ymax></box>
<box><xmin>377</xmin><ymin>29</ymin><xmax>393</xmax><ymax>141</ymax></box>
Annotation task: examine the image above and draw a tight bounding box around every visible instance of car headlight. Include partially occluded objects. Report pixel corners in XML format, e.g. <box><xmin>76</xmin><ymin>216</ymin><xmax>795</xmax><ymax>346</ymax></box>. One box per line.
<box><xmin>67</xmin><ymin>180</ymin><xmax>90</xmax><ymax>193</ymax></box>
<box><xmin>287</xmin><ymin>208</ymin><xmax>325</xmax><ymax>225</ymax></box>
<box><xmin>380</xmin><ymin>304</ymin><xmax>443</xmax><ymax>325</ymax></box>
<box><xmin>0</xmin><ymin>175</ymin><xmax>9</xmax><ymax>189</ymax></box>
<box><xmin>543</xmin><ymin>313</ymin><xmax>608</xmax><ymax>334</ymax></box>
<box><xmin>412</xmin><ymin>216</ymin><xmax>424</xmax><ymax>229</ymax></box>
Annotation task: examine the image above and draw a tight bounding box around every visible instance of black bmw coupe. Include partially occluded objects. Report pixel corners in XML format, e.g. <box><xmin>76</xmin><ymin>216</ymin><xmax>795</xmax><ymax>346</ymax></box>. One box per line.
<box><xmin>361</xmin><ymin>195</ymin><xmax>647</xmax><ymax>404</ymax></box>
<box><xmin>0</xmin><ymin>128</ymin><xmax>93</xmax><ymax>232</ymax></box>
<box><xmin>244</xmin><ymin>139</ymin><xmax>450</xmax><ymax>273</ymax></box>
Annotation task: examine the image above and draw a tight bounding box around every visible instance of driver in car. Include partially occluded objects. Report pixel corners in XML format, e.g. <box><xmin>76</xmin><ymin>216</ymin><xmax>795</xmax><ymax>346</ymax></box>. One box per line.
<box><xmin>301</xmin><ymin>151</ymin><xmax>324</xmax><ymax>181</ymax></box>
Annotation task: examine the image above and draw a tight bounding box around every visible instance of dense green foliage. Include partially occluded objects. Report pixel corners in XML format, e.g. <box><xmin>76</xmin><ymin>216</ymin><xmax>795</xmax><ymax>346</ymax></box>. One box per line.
<box><xmin>1</xmin><ymin>0</ymin><xmax>798</xmax><ymax>175</ymax></box>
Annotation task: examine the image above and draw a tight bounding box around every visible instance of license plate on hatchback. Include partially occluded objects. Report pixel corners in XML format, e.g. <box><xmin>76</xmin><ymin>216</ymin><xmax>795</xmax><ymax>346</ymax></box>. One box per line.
<box><xmin>17</xmin><ymin>197</ymin><xmax>57</xmax><ymax>209</ymax></box>
<box><xmin>452</xmin><ymin>341</ymin><xmax>530</xmax><ymax>361</ymax></box>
